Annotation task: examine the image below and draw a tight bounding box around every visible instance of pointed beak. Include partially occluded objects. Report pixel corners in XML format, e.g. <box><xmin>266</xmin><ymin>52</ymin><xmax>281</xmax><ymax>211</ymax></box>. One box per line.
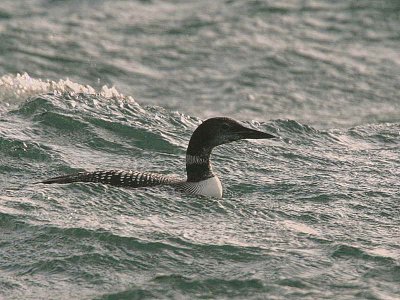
<box><xmin>237</xmin><ymin>126</ymin><xmax>277</xmax><ymax>140</ymax></box>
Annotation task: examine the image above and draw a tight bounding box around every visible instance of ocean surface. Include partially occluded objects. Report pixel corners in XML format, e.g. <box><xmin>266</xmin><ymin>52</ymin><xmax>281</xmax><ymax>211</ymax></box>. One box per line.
<box><xmin>0</xmin><ymin>0</ymin><xmax>399</xmax><ymax>299</ymax></box>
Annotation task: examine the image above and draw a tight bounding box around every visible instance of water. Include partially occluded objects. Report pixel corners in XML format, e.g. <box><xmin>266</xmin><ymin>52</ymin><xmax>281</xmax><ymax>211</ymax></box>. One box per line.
<box><xmin>0</xmin><ymin>0</ymin><xmax>399</xmax><ymax>299</ymax></box>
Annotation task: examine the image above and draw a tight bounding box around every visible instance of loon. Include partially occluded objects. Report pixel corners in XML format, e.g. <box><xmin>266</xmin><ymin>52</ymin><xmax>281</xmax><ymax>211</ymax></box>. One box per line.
<box><xmin>39</xmin><ymin>117</ymin><xmax>277</xmax><ymax>198</ymax></box>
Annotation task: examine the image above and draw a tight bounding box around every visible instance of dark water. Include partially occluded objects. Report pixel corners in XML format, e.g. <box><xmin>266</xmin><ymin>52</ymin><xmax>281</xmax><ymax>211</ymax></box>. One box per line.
<box><xmin>1</xmin><ymin>0</ymin><xmax>399</xmax><ymax>299</ymax></box>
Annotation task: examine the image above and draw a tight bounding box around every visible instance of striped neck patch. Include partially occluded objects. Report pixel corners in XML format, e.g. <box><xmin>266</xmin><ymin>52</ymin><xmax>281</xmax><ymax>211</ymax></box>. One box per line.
<box><xmin>186</xmin><ymin>154</ymin><xmax>209</xmax><ymax>165</ymax></box>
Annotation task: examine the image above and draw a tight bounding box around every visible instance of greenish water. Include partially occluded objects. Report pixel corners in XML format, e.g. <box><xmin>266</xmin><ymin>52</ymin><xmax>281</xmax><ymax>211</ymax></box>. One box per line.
<box><xmin>0</xmin><ymin>0</ymin><xmax>399</xmax><ymax>299</ymax></box>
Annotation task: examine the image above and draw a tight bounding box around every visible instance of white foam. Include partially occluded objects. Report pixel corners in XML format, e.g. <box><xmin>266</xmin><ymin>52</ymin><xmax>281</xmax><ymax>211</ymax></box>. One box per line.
<box><xmin>0</xmin><ymin>72</ymin><xmax>136</xmax><ymax>106</ymax></box>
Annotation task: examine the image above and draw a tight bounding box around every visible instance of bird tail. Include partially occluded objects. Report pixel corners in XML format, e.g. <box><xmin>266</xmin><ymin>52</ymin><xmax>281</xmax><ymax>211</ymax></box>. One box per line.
<box><xmin>37</xmin><ymin>173</ymin><xmax>86</xmax><ymax>184</ymax></box>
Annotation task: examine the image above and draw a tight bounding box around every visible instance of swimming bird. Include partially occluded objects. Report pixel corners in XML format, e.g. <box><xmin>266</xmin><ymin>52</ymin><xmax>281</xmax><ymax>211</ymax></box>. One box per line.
<box><xmin>39</xmin><ymin>117</ymin><xmax>277</xmax><ymax>198</ymax></box>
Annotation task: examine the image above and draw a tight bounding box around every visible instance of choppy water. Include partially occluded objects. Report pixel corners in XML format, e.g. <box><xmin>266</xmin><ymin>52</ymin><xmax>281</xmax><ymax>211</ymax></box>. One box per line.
<box><xmin>1</xmin><ymin>0</ymin><xmax>399</xmax><ymax>299</ymax></box>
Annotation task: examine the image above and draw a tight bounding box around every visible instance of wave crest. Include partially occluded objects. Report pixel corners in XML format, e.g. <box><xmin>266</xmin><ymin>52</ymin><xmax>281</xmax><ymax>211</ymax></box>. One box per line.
<box><xmin>0</xmin><ymin>73</ymin><xmax>136</xmax><ymax>107</ymax></box>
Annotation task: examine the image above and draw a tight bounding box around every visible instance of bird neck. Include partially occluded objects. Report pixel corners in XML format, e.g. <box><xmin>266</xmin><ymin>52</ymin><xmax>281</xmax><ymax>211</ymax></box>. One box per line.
<box><xmin>185</xmin><ymin>145</ymin><xmax>214</xmax><ymax>182</ymax></box>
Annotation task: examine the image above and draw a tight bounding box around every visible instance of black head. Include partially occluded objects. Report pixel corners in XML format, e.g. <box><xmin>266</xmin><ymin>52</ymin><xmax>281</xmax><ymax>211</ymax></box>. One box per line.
<box><xmin>187</xmin><ymin>117</ymin><xmax>276</xmax><ymax>154</ymax></box>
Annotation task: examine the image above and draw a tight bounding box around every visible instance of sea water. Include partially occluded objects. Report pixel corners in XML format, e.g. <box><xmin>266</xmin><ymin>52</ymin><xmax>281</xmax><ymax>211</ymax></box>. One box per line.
<box><xmin>0</xmin><ymin>1</ymin><xmax>399</xmax><ymax>299</ymax></box>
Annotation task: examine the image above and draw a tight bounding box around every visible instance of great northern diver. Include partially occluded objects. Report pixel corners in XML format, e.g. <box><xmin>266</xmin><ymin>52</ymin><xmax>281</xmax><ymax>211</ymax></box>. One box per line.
<box><xmin>39</xmin><ymin>117</ymin><xmax>277</xmax><ymax>198</ymax></box>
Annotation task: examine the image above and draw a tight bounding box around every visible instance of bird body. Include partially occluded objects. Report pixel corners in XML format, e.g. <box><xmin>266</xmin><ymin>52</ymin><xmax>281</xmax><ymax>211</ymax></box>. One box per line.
<box><xmin>39</xmin><ymin>117</ymin><xmax>276</xmax><ymax>198</ymax></box>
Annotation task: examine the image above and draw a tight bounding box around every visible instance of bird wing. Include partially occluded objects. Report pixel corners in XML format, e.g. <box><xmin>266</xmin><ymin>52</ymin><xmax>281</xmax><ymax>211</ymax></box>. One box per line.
<box><xmin>38</xmin><ymin>170</ymin><xmax>183</xmax><ymax>188</ymax></box>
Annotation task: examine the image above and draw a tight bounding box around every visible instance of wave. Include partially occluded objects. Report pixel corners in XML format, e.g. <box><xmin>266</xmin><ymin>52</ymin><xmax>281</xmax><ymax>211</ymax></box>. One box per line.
<box><xmin>1</xmin><ymin>74</ymin><xmax>399</xmax><ymax>300</ymax></box>
<box><xmin>0</xmin><ymin>73</ymin><xmax>133</xmax><ymax>107</ymax></box>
